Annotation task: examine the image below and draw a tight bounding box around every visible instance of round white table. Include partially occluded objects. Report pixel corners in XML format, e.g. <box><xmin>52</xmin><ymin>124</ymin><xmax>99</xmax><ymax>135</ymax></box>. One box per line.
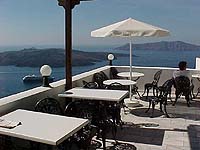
<box><xmin>117</xmin><ymin>72</ymin><xmax>144</xmax><ymax>107</ymax></box>
<box><xmin>192</xmin><ymin>74</ymin><xmax>200</xmax><ymax>78</ymax></box>
<box><xmin>117</xmin><ymin>72</ymin><xmax>144</xmax><ymax>79</ymax></box>
<box><xmin>103</xmin><ymin>79</ymin><xmax>136</xmax><ymax>86</ymax></box>
<box><xmin>117</xmin><ymin>72</ymin><xmax>144</xmax><ymax>98</ymax></box>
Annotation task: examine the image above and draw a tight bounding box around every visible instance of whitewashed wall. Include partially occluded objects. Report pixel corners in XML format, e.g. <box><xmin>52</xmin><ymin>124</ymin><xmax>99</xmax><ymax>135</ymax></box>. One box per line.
<box><xmin>1</xmin><ymin>64</ymin><xmax>200</xmax><ymax>116</ymax></box>
<box><xmin>196</xmin><ymin>57</ymin><xmax>200</xmax><ymax>70</ymax></box>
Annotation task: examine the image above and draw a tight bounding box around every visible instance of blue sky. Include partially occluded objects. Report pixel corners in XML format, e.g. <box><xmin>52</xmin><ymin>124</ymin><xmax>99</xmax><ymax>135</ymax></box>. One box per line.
<box><xmin>0</xmin><ymin>0</ymin><xmax>200</xmax><ymax>47</ymax></box>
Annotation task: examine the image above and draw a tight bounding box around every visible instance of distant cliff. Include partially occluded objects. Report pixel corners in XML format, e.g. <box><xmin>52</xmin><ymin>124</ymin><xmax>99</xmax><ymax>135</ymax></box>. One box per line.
<box><xmin>115</xmin><ymin>41</ymin><xmax>200</xmax><ymax>51</ymax></box>
<box><xmin>0</xmin><ymin>48</ymin><xmax>127</xmax><ymax>67</ymax></box>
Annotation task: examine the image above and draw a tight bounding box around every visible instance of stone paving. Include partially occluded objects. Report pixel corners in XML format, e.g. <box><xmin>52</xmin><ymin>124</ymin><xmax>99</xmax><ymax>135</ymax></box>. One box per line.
<box><xmin>97</xmin><ymin>95</ymin><xmax>200</xmax><ymax>150</ymax></box>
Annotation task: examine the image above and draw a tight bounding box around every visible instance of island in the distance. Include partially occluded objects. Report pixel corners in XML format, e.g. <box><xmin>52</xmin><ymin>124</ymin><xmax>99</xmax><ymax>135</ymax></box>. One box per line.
<box><xmin>0</xmin><ymin>48</ymin><xmax>128</xmax><ymax>68</ymax></box>
<box><xmin>115</xmin><ymin>41</ymin><xmax>200</xmax><ymax>51</ymax></box>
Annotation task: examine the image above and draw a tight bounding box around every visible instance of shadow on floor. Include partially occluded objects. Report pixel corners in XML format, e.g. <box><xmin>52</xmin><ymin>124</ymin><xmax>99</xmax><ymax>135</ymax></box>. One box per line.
<box><xmin>172</xmin><ymin>99</ymin><xmax>200</xmax><ymax>107</ymax></box>
<box><xmin>129</xmin><ymin>108</ymin><xmax>163</xmax><ymax>118</ymax></box>
<box><xmin>168</xmin><ymin>113</ymin><xmax>200</xmax><ymax>121</ymax></box>
<box><xmin>106</xmin><ymin>142</ymin><xmax>137</xmax><ymax>150</ymax></box>
<box><xmin>165</xmin><ymin>99</ymin><xmax>200</xmax><ymax>121</ymax></box>
<box><xmin>140</xmin><ymin>96</ymin><xmax>150</xmax><ymax>102</ymax></box>
<box><xmin>188</xmin><ymin>124</ymin><xmax>200</xmax><ymax>150</ymax></box>
<box><xmin>106</xmin><ymin>124</ymin><xmax>165</xmax><ymax>146</ymax></box>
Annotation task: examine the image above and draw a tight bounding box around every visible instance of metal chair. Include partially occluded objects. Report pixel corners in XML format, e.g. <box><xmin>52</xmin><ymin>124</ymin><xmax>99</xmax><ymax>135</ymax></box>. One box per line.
<box><xmin>100</xmin><ymin>71</ymin><xmax>109</xmax><ymax>80</ymax></box>
<box><xmin>145</xmin><ymin>78</ymin><xmax>174</xmax><ymax>118</ymax></box>
<box><xmin>110</xmin><ymin>67</ymin><xmax>122</xmax><ymax>79</ymax></box>
<box><xmin>106</xmin><ymin>82</ymin><xmax>128</xmax><ymax>90</ymax></box>
<box><xmin>35</xmin><ymin>97</ymin><xmax>63</xmax><ymax>115</ymax></box>
<box><xmin>191</xmin><ymin>78</ymin><xmax>200</xmax><ymax>98</ymax></box>
<box><xmin>82</xmin><ymin>80</ymin><xmax>99</xmax><ymax>89</ymax></box>
<box><xmin>92</xmin><ymin>72</ymin><xmax>107</xmax><ymax>89</ymax></box>
<box><xmin>173</xmin><ymin>76</ymin><xmax>193</xmax><ymax>107</ymax></box>
<box><xmin>142</xmin><ymin>70</ymin><xmax>162</xmax><ymax>99</ymax></box>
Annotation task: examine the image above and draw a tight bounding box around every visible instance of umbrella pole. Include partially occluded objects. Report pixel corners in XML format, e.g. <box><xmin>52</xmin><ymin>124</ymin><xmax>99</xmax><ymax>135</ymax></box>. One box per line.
<box><xmin>129</xmin><ymin>39</ymin><xmax>132</xmax><ymax>101</ymax></box>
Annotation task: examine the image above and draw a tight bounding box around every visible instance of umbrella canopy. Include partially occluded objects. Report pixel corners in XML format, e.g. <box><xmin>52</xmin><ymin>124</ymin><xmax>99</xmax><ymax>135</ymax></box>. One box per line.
<box><xmin>91</xmin><ymin>18</ymin><xmax>170</xmax><ymax>37</ymax></box>
<box><xmin>91</xmin><ymin>17</ymin><xmax>170</xmax><ymax>100</ymax></box>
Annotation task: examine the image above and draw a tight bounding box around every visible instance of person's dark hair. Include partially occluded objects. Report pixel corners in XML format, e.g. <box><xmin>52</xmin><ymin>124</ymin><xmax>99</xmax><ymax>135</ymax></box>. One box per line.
<box><xmin>178</xmin><ymin>61</ymin><xmax>187</xmax><ymax>70</ymax></box>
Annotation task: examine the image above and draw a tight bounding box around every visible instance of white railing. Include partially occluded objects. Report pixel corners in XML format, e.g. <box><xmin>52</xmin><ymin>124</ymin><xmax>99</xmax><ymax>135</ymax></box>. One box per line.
<box><xmin>0</xmin><ymin>65</ymin><xmax>200</xmax><ymax>116</ymax></box>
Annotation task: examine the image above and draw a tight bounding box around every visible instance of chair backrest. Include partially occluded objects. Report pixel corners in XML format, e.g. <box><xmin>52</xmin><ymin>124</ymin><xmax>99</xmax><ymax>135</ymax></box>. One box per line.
<box><xmin>35</xmin><ymin>98</ymin><xmax>63</xmax><ymax>115</ymax></box>
<box><xmin>152</xmin><ymin>70</ymin><xmax>162</xmax><ymax>85</ymax></box>
<box><xmin>161</xmin><ymin>78</ymin><xmax>174</xmax><ymax>96</ymax></box>
<box><xmin>92</xmin><ymin>72</ymin><xmax>106</xmax><ymax>88</ymax></box>
<box><xmin>174</xmin><ymin>76</ymin><xmax>190</xmax><ymax>94</ymax></box>
<box><xmin>100</xmin><ymin>71</ymin><xmax>109</xmax><ymax>80</ymax></box>
<box><xmin>106</xmin><ymin>82</ymin><xmax>127</xmax><ymax>90</ymax></box>
<box><xmin>110</xmin><ymin>67</ymin><xmax>119</xmax><ymax>79</ymax></box>
<box><xmin>82</xmin><ymin>80</ymin><xmax>99</xmax><ymax>89</ymax></box>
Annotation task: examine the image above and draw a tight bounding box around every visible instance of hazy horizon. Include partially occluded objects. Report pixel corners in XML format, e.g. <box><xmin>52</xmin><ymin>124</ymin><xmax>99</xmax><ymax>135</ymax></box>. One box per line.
<box><xmin>1</xmin><ymin>40</ymin><xmax>200</xmax><ymax>52</ymax></box>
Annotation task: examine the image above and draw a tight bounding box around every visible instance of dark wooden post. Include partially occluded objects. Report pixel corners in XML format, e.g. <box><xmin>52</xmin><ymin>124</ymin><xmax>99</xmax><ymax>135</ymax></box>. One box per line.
<box><xmin>58</xmin><ymin>0</ymin><xmax>93</xmax><ymax>90</ymax></box>
<box><xmin>65</xmin><ymin>0</ymin><xmax>72</xmax><ymax>90</ymax></box>
<box><xmin>58</xmin><ymin>0</ymin><xmax>74</xmax><ymax>90</ymax></box>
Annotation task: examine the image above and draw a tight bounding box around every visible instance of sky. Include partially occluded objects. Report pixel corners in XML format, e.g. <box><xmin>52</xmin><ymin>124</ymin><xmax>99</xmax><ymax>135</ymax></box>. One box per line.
<box><xmin>0</xmin><ymin>0</ymin><xmax>200</xmax><ymax>48</ymax></box>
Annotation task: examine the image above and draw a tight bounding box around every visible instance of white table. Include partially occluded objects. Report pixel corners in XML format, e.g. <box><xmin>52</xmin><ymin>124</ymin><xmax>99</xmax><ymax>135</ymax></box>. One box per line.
<box><xmin>58</xmin><ymin>87</ymin><xmax>128</xmax><ymax>102</ymax></box>
<box><xmin>192</xmin><ymin>74</ymin><xmax>200</xmax><ymax>78</ymax></box>
<box><xmin>0</xmin><ymin>109</ymin><xmax>89</xmax><ymax>146</ymax></box>
<box><xmin>117</xmin><ymin>72</ymin><xmax>144</xmax><ymax>80</ymax></box>
<box><xmin>58</xmin><ymin>88</ymin><xmax>128</xmax><ymax>150</ymax></box>
<box><xmin>103</xmin><ymin>79</ymin><xmax>136</xmax><ymax>86</ymax></box>
<box><xmin>117</xmin><ymin>72</ymin><xmax>144</xmax><ymax>105</ymax></box>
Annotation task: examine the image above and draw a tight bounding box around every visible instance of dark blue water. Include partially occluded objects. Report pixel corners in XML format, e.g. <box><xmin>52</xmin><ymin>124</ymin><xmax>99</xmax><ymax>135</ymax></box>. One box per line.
<box><xmin>0</xmin><ymin>47</ymin><xmax>200</xmax><ymax>98</ymax></box>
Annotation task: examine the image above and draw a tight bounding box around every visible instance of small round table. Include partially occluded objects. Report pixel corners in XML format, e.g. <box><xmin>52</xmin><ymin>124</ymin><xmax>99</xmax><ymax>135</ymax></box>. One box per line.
<box><xmin>117</xmin><ymin>72</ymin><xmax>144</xmax><ymax>81</ymax></box>
<box><xmin>192</xmin><ymin>74</ymin><xmax>200</xmax><ymax>78</ymax></box>
<box><xmin>117</xmin><ymin>72</ymin><xmax>144</xmax><ymax>98</ymax></box>
<box><xmin>103</xmin><ymin>79</ymin><xmax>136</xmax><ymax>86</ymax></box>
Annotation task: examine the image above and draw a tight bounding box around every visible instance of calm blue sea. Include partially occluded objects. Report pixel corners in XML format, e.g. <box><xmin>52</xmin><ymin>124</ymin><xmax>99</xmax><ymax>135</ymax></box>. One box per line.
<box><xmin>0</xmin><ymin>45</ymin><xmax>200</xmax><ymax>98</ymax></box>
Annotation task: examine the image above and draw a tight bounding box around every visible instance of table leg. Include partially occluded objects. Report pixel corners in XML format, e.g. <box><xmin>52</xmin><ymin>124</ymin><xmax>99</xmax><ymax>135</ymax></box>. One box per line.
<box><xmin>98</xmin><ymin>102</ymin><xmax>108</xmax><ymax>150</ymax></box>
<box><xmin>101</xmin><ymin>126</ymin><xmax>106</xmax><ymax>150</ymax></box>
<box><xmin>30</xmin><ymin>142</ymin><xmax>40</xmax><ymax>150</ymax></box>
<box><xmin>0</xmin><ymin>135</ymin><xmax>12</xmax><ymax>150</ymax></box>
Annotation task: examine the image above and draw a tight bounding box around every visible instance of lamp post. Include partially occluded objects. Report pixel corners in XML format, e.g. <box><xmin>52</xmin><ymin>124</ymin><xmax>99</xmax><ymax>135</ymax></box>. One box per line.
<box><xmin>107</xmin><ymin>53</ymin><xmax>114</xmax><ymax>66</ymax></box>
<box><xmin>57</xmin><ymin>0</ymin><xmax>94</xmax><ymax>90</ymax></box>
<box><xmin>40</xmin><ymin>65</ymin><xmax>52</xmax><ymax>87</ymax></box>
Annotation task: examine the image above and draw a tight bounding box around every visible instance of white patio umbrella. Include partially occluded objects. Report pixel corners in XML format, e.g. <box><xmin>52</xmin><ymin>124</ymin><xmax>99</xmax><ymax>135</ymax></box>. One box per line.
<box><xmin>91</xmin><ymin>18</ymin><xmax>170</xmax><ymax>100</ymax></box>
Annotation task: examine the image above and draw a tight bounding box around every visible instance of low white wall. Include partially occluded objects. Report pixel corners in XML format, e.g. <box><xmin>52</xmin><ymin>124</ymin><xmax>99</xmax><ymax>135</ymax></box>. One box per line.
<box><xmin>114</xmin><ymin>65</ymin><xmax>199</xmax><ymax>93</ymax></box>
<box><xmin>196</xmin><ymin>57</ymin><xmax>200</xmax><ymax>70</ymax></box>
<box><xmin>0</xmin><ymin>66</ymin><xmax>110</xmax><ymax>116</ymax></box>
<box><xmin>1</xmin><ymin>65</ymin><xmax>200</xmax><ymax>116</ymax></box>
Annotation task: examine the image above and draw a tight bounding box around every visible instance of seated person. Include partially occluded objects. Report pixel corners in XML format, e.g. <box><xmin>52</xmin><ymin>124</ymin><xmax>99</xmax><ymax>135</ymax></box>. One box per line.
<box><xmin>173</xmin><ymin>61</ymin><xmax>191</xmax><ymax>82</ymax></box>
<box><xmin>173</xmin><ymin>61</ymin><xmax>192</xmax><ymax>106</ymax></box>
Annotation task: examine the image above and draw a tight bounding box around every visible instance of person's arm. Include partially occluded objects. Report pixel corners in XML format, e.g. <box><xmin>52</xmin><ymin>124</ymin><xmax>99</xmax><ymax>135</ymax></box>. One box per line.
<box><xmin>173</xmin><ymin>71</ymin><xmax>177</xmax><ymax>79</ymax></box>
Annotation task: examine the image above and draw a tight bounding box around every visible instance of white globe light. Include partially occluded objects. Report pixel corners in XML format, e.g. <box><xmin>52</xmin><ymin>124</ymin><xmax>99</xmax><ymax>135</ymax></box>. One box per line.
<box><xmin>40</xmin><ymin>65</ymin><xmax>52</xmax><ymax>76</ymax></box>
<box><xmin>107</xmin><ymin>53</ymin><xmax>114</xmax><ymax>60</ymax></box>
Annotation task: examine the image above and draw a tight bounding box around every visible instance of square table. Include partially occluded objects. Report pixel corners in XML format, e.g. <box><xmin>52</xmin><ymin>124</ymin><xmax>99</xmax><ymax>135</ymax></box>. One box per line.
<box><xmin>58</xmin><ymin>87</ymin><xmax>128</xmax><ymax>102</ymax></box>
<box><xmin>58</xmin><ymin>88</ymin><xmax>129</xmax><ymax>150</ymax></box>
<box><xmin>0</xmin><ymin>109</ymin><xmax>89</xmax><ymax>147</ymax></box>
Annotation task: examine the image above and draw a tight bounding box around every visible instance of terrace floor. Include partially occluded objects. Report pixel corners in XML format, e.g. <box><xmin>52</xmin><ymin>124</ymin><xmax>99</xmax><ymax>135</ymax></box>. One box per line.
<box><xmin>95</xmin><ymin>93</ymin><xmax>200</xmax><ymax>150</ymax></box>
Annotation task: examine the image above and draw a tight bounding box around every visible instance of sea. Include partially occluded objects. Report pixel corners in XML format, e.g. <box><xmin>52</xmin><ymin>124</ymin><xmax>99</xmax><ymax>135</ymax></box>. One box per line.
<box><xmin>0</xmin><ymin>45</ymin><xmax>200</xmax><ymax>98</ymax></box>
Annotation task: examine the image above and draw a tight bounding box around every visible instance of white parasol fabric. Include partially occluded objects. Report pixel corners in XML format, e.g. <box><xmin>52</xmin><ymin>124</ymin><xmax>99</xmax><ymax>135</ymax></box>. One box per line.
<box><xmin>91</xmin><ymin>18</ymin><xmax>170</xmax><ymax>100</ymax></box>
<box><xmin>91</xmin><ymin>18</ymin><xmax>169</xmax><ymax>38</ymax></box>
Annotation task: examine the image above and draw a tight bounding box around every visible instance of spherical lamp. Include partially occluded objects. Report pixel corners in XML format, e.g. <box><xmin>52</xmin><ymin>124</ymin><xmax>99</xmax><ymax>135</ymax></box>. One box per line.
<box><xmin>107</xmin><ymin>53</ymin><xmax>115</xmax><ymax>65</ymax></box>
<box><xmin>40</xmin><ymin>65</ymin><xmax>52</xmax><ymax>87</ymax></box>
